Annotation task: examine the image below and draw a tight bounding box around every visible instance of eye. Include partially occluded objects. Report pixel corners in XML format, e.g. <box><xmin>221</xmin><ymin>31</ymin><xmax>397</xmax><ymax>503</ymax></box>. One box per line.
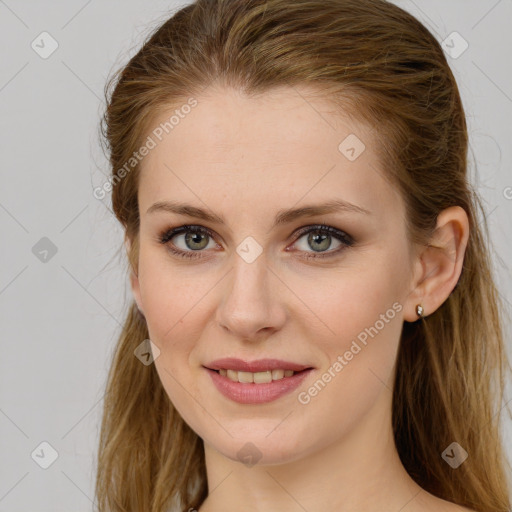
<box><xmin>158</xmin><ymin>223</ymin><xmax>354</xmax><ymax>260</ymax></box>
<box><xmin>290</xmin><ymin>224</ymin><xmax>354</xmax><ymax>260</ymax></box>
<box><xmin>158</xmin><ymin>225</ymin><xmax>218</xmax><ymax>260</ymax></box>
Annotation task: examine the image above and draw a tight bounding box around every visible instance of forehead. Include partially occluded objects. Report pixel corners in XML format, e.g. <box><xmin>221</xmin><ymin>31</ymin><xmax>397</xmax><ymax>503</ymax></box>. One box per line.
<box><xmin>137</xmin><ymin>85</ymin><xmax>403</xmax><ymax>224</ymax></box>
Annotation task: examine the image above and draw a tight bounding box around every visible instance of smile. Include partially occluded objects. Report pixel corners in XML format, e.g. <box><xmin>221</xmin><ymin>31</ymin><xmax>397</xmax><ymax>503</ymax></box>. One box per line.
<box><xmin>204</xmin><ymin>367</ymin><xmax>313</xmax><ymax>404</ymax></box>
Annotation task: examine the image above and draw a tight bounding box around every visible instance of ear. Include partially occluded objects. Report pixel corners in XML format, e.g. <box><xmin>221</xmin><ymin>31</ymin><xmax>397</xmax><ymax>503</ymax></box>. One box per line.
<box><xmin>403</xmin><ymin>206</ymin><xmax>469</xmax><ymax>322</ymax></box>
<box><xmin>125</xmin><ymin>235</ymin><xmax>144</xmax><ymax>314</ymax></box>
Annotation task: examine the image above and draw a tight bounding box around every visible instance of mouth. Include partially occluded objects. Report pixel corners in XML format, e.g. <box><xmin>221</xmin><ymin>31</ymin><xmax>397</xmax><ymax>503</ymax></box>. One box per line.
<box><xmin>203</xmin><ymin>362</ymin><xmax>315</xmax><ymax>404</ymax></box>
<box><xmin>206</xmin><ymin>367</ymin><xmax>312</xmax><ymax>384</ymax></box>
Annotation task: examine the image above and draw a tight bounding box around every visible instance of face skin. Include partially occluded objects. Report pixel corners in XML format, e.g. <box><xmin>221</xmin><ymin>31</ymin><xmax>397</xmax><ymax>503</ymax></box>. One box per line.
<box><xmin>129</xmin><ymin>84</ymin><xmax>470</xmax><ymax>512</ymax></box>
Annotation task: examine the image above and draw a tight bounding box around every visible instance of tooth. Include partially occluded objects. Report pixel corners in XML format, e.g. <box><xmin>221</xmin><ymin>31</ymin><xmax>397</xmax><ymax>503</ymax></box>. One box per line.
<box><xmin>220</xmin><ymin>369</ymin><xmax>297</xmax><ymax>383</ymax></box>
<box><xmin>227</xmin><ymin>369</ymin><xmax>238</xmax><ymax>381</ymax></box>
<box><xmin>253</xmin><ymin>371</ymin><xmax>273</xmax><ymax>384</ymax></box>
<box><xmin>271</xmin><ymin>369</ymin><xmax>285</xmax><ymax>380</ymax></box>
<box><xmin>238</xmin><ymin>371</ymin><xmax>254</xmax><ymax>383</ymax></box>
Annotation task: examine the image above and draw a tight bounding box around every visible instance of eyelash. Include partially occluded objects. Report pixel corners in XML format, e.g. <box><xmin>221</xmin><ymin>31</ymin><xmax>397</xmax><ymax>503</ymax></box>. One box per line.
<box><xmin>157</xmin><ymin>224</ymin><xmax>354</xmax><ymax>261</ymax></box>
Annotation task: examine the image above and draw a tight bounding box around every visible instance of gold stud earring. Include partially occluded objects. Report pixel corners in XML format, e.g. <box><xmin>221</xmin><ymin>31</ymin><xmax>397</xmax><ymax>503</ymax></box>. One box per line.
<box><xmin>416</xmin><ymin>304</ymin><xmax>425</xmax><ymax>318</ymax></box>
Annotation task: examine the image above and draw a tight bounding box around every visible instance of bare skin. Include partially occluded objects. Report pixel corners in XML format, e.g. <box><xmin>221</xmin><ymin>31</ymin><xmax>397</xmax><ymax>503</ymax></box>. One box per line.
<box><xmin>129</xmin><ymin>84</ymin><xmax>473</xmax><ymax>512</ymax></box>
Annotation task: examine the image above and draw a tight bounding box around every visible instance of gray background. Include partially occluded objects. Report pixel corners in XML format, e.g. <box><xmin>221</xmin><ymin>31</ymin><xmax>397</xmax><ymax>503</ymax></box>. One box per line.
<box><xmin>0</xmin><ymin>0</ymin><xmax>511</xmax><ymax>510</ymax></box>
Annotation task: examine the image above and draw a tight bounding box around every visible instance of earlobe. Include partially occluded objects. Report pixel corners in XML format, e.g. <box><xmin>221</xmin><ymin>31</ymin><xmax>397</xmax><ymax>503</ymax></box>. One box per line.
<box><xmin>130</xmin><ymin>271</ymin><xmax>144</xmax><ymax>314</ymax></box>
<box><xmin>125</xmin><ymin>235</ymin><xmax>144</xmax><ymax>315</ymax></box>
<box><xmin>404</xmin><ymin>206</ymin><xmax>469</xmax><ymax>322</ymax></box>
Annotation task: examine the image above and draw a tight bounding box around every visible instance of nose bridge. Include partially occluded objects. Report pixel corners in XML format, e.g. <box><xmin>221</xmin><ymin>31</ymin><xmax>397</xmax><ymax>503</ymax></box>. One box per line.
<box><xmin>226</xmin><ymin>232</ymin><xmax>271</xmax><ymax>302</ymax></box>
<box><xmin>215</xmin><ymin>246</ymin><xmax>285</xmax><ymax>338</ymax></box>
<box><xmin>232</xmin><ymin>249</ymin><xmax>268</xmax><ymax>299</ymax></box>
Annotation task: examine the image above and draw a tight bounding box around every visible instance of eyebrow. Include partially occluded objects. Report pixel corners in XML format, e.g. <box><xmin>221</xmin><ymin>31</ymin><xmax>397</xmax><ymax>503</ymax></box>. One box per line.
<box><xmin>146</xmin><ymin>199</ymin><xmax>371</xmax><ymax>228</ymax></box>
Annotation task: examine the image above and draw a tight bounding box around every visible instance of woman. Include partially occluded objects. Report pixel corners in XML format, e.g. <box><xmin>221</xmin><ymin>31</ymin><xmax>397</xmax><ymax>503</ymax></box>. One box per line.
<box><xmin>95</xmin><ymin>0</ymin><xmax>512</xmax><ymax>510</ymax></box>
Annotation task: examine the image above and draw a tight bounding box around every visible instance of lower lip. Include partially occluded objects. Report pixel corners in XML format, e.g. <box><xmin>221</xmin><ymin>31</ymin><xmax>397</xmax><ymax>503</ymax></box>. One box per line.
<box><xmin>205</xmin><ymin>367</ymin><xmax>314</xmax><ymax>404</ymax></box>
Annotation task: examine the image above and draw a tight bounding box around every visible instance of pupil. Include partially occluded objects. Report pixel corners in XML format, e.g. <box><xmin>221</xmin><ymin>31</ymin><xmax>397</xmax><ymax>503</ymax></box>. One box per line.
<box><xmin>186</xmin><ymin>231</ymin><xmax>208</xmax><ymax>250</ymax></box>
<box><xmin>309</xmin><ymin>232</ymin><xmax>330</xmax><ymax>252</ymax></box>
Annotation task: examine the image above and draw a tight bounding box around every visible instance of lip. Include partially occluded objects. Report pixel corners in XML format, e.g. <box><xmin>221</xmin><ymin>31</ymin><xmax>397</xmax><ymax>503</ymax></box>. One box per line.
<box><xmin>205</xmin><ymin>367</ymin><xmax>314</xmax><ymax>404</ymax></box>
<box><xmin>204</xmin><ymin>358</ymin><xmax>313</xmax><ymax>373</ymax></box>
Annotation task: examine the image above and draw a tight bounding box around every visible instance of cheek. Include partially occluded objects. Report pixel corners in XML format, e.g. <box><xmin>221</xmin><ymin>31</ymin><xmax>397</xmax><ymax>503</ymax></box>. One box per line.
<box><xmin>288</xmin><ymin>257</ymin><xmax>406</xmax><ymax>408</ymax></box>
<box><xmin>290</xmin><ymin>268</ymin><xmax>405</xmax><ymax>445</ymax></box>
<box><xmin>136</xmin><ymin>247</ymin><xmax>224</xmax><ymax>400</ymax></box>
<box><xmin>137</xmin><ymin>253</ymin><xmax>205</xmax><ymax>413</ymax></box>
<box><xmin>293</xmin><ymin>258</ymin><xmax>404</xmax><ymax>343</ymax></box>
<box><xmin>137</xmin><ymin>247</ymin><xmax>202</xmax><ymax>339</ymax></box>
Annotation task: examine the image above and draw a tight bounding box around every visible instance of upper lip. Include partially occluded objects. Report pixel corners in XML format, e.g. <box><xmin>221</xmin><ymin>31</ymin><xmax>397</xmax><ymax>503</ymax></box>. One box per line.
<box><xmin>204</xmin><ymin>358</ymin><xmax>313</xmax><ymax>373</ymax></box>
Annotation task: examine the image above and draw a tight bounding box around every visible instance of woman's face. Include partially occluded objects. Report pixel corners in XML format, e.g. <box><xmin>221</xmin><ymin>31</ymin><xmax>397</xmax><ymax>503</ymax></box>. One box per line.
<box><xmin>132</xmin><ymin>85</ymin><xmax>419</xmax><ymax>465</ymax></box>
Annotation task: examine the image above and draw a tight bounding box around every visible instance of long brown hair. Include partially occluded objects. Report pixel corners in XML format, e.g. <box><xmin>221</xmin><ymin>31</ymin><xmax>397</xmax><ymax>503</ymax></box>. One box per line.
<box><xmin>96</xmin><ymin>1</ymin><xmax>512</xmax><ymax>510</ymax></box>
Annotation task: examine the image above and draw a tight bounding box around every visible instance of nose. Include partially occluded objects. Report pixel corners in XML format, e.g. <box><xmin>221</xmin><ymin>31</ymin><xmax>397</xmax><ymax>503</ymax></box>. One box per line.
<box><xmin>215</xmin><ymin>255</ymin><xmax>287</xmax><ymax>342</ymax></box>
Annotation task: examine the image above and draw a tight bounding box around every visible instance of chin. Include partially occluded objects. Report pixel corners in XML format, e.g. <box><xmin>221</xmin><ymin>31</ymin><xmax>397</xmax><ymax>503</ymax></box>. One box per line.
<box><xmin>205</xmin><ymin>428</ymin><xmax>310</xmax><ymax>467</ymax></box>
